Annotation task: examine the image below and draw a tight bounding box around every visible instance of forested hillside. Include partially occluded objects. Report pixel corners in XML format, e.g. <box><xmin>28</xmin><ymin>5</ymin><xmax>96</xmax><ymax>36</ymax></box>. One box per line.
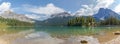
<box><xmin>0</xmin><ymin>17</ymin><xmax>34</xmax><ymax>27</ymax></box>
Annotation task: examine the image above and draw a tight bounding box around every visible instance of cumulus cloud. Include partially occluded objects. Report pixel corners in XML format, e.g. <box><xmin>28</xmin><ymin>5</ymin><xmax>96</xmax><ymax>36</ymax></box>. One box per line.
<box><xmin>25</xmin><ymin>3</ymin><xmax>65</xmax><ymax>15</ymax></box>
<box><xmin>95</xmin><ymin>0</ymin><xmax>114</xmax><ymax>9</ymax></box>
<box><xmin>23</xmin><ymin>0</ymin><xmax>115</xmax><ymax>20</ymax></box>
<box><xmin>75</xmin><ymin>5</ymin><xmax>94</xmax><ymax>16</ymax></box>
<box><xmin>114</xmin><ymin>4</ymin><xmax>120</xmax><ymax>13</ymax></box>
<box><xmin>94</xmin><ymin>0</ymin><xmax>115</xmax><ymax>14</ymax></box>
<box><xmin>0</xmin><ymin>2</ymin><xmax>11</xmax><ymax>14</ymax></box>
<box><xmin>75</xmin><ymin>0</ymin><xmax>115</xmax><ymax>16</ymax></box>
<box><xmin>23</xmin><ymin>3</ymin><xmax>65</xmax><ymax>20</ymax></box>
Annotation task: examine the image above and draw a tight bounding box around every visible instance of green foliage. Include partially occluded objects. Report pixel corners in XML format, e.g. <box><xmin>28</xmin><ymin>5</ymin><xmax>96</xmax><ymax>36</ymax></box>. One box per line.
<box><xmin>0</xmin><ymin>17</ymin><xmax>34</xmax><ymax>27</ymax></box>
<box><xmin>67</xmin><ymin>16</ymin><xmax>96</xmax><ymax>27</ymax></box>
<box><xmin>85</xmin><ymin>16</ymin><xmax>96</xmax><ymax>26</ymax></box>
<box><xmin>68</xmin><ymin>16</ymin><xmax>120</xmax><ymax>27</ymax></box>
<box><xmin>100</xmin><ymin>16</ymin><xmax>120</xmax><ymax>25</ymax></box>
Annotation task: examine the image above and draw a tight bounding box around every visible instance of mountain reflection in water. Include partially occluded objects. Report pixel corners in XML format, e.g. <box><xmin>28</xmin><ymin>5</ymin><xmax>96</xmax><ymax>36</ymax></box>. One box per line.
<box><xmin>0</xmin><ymin>26</ymin><xmax>119</xmax><ymax>44</ymax></box>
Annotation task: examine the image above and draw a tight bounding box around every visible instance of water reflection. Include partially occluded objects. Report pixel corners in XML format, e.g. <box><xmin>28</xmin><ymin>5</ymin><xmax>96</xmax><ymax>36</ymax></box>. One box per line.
<box><xmin>35</xmin><ymin>26</ymin><xmax>105</xmax><ymax>37</ymax></box>
<box><xmin>12</xmin><ymin>32</ymin><xmax>64</xmax><ymax>44</ymax></box>
<box><xmin>12</xmin><ymin>31</ymin><xmax>100</xmax><ymax>44</ymax></box>
<box><xmin>0</xmin><ymin>27</ymin><xmax>34</xmax><ymax>35</ymax></box>
<box><xmin>0</xmin><ymin>26</ymin><xmax>119</xmax><ymax>44</ymax></box>
<box><xmin>0</xmin><ymin>29</ymin><xmax>35</xmax><ymax>44</ymax></box>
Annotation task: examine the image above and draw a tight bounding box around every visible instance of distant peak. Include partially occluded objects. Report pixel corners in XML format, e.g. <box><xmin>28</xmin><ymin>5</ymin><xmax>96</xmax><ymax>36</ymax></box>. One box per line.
<box><xmin>99</xmin><ymin>8</ymin><xmax>105</xmax><ymax>10</ymax></box>
<box><xmin>51</xmin><ymin>12</ymin><xmax>71</xmax><ymax>17</ymax></box>
<box><xmin>99</xmin><ymin>8</ymin><xmax>112</xmax><ymax>11</ymax></box>
<box><xmin>99</xmin><ymin>8</ymin><xmax>109</xmax><ymax>10</ymax></box>
<box><xmin>94</xmin><ymin>8</ymin><xmax>120</xmax><ymax>20</ymax></box>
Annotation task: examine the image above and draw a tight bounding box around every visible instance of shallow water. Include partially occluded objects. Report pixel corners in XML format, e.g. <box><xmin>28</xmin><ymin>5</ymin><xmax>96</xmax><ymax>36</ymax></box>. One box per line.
<box><xmin>0</xmin><ymin>26</ymin><xmax>120</xmax><ymax>44</ymax></box>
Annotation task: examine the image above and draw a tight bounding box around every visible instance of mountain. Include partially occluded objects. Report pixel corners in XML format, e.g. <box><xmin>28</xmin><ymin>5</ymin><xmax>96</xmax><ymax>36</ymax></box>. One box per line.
<box><xmin>51</xmin><ymin>12</ymin><xmax>71</xmax><ymax>17</ymax></box>
<box><xmin>0</xmin><ymin>10</ymin><xmax>34</xmax><ymax>23</ymax></box>
<box><xmin>93</xmin><ymin>8</ymin><xmax>120</xmax><ymax>21</ymax></box>
<box><xmin>35</xmin><ymin>12</ymin><xmax>74</xmax><ymax>26</ymax></box>
<box><xmin>36</xmin><ymin>8</ymin><xmax>120</xmax><ymax>26</ymax></box>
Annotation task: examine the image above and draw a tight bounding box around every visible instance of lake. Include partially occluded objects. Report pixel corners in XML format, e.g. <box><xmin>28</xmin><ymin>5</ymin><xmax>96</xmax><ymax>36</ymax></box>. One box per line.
<box><xmin>0</xmin><ymin>26</ymin><xmax>120</xmax><ymax>44</ymax></box>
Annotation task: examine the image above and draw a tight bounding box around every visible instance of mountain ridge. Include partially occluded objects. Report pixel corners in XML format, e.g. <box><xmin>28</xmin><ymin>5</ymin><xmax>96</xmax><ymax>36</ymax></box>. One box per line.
<box><xmin>0</xmin><ymin>10</ymin><xmax>34</xmax><ymax>23</ymax></box>
<box><xmin>35</xmin><ymin>12</ymin><xmax>74</xmax><ymax>26</ymax></box>
<box><xmin>35</xmin><ymin>8</ymin><xmax>120</xmax><ymax>26</ymax></box>
<box><xmin>93</xmin><ymin>8</ymin><xmax>120</xmax><ymax>21</ymax></box>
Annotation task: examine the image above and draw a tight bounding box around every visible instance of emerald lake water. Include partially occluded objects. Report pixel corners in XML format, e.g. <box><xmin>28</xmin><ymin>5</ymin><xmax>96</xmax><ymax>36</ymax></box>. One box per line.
<box><xmin>1</xmin><ymin>26</ymin><xmax>120</xmax><ymax>37</ymax></box>
<box><xmin>35</xmin><ymin>26</ymin><xmax>120</xmax><ymax>37</ymax></box>
<box><xmin>0</xmin><ymin>26</ymin><xmax>120</xmax><ymax>44</ymax></box>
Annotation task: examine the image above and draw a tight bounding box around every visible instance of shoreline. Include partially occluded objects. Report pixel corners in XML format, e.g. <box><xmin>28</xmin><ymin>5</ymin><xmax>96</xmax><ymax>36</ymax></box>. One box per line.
<box><xmin>102</xmin><ymin>35</ymin><xmax>120</xmax><ymax>44</ymax></box>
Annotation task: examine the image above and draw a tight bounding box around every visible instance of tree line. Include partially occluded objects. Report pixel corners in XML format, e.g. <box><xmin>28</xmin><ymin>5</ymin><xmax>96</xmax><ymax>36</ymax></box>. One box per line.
<box><xmin>0</xmin><ymin>17</ymin><xmax>34</xmax><ymax>27</ymax></box>
<box><xmin>67</xmin><ymin>16</ymin><xmax>120</xmax><ymax>27</ymax></box>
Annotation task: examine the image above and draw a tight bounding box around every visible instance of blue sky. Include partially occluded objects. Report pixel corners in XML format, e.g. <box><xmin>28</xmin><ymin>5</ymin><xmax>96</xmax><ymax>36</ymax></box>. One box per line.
<box><xmin>0</xmin><ymin>0</ymin><xmax>120</xmax><ymax>20</ymax></box>
<box><xmin>1</xmin><ymin>0</ymin><xmax>95</xmax><ymax>13</ymax></box>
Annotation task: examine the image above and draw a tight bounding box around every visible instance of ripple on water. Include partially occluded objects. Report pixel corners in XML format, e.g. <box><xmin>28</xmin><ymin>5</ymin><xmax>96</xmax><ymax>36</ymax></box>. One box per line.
<box><xmin>12</xmin><ymin>31</ymin><xmax>100</xmax><ymax>44</ymax></box>
<box><xmin>12</xmin><ymin>32</ymin><xmax>64</xmax><ymax>44</ymax></box>
<box><xmin>63</xmin><ymin>36</ymin><xmax>100</xmax><ymax>44</ymax></box>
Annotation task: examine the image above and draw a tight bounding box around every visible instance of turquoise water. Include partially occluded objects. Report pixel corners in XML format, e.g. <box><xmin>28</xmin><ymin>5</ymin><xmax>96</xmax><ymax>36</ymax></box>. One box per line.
<box><xmin>35</xmin><ymin>26</ymin><xmax>120</xmax><ymax>37</ymax></box>
<box><xmin>1</xmin><ymin>26</ymin><xmax>120</xmax><ymax>37</ymax></box>
<box><xmin>0</xmin><ymin>26</ymin><xmax>120</xmax><ymax>44</ymax></box>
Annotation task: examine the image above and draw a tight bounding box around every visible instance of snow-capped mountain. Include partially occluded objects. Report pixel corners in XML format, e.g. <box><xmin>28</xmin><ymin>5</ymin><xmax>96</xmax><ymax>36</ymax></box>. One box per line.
<box><xmin>93</xmin><ymin>8</ymin><xmax>120</xmax><ymax>20</ymax></box>
<box><xmin>35</xmin><ymin>12</ymin><xmax>74</xmax><ymax>26</ymax></box>
<box><xmin>0</xmin><ymin>10</ymin><xmax>34</xmax><ymax>23</ymax></box>
<box><xmin>35</xmin><ymin>8</ymin><xmax>120</xmax><ymax>26</ymax></box>
<box><xmin>51</xmin><ymin>12</ymin><xmax>71</xmax><ymax>18</ymax></box>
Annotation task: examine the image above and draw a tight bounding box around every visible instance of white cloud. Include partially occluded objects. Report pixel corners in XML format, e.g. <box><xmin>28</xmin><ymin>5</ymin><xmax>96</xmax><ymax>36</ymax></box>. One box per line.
<box><xmin>95</xmin><ymin>0</ymin><xmax>114</xmax><ymax>8</ymax></box>
<box><xmin>114</xmin><ymin>4</ymin><xmax>120</xmax><ymax>13</ymax></box>
<box><xmin>25</xmin><ymin>14</ymin><xmax>41</xmax><ymax>19</ymax></box>
<box><xmin>75</xmin><ymin>5</ymin><xmax>94</xmax><ymax>16</ymax></box>
<box><xmin>25</xmin><ymin>3</ymin><xmax>65</xmax><ymax>15</ymax></box>
<box><xmin>94</xmin><ymin>0</ymin><xmax>115</xmax><ymax>12</ymax></box>
<box><xmin>25</xmin><ymin>14</ymin><xmax>50</xmax><ymax>21</ymax></box>
<box><xmin>75</xmin><ymin>0</ymin><xmax>115</xmax><ymax>16</ymax></box>
<box><xmin>0</xmin><ymin>2</ymin><xmax>11</xmax><ymax>14</ymax></box>
<box><xmin>23</xmin><ymin>3</ymin><xmax>65</xmax><ymax>20</ymax></box>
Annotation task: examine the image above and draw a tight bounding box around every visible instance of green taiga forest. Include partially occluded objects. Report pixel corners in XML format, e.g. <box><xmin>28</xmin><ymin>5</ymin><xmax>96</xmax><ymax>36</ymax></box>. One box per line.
<box><xmin>67</xmin><ymin>16</ymin><xmax>120</xmax><ymax>27</ymax></box>
<box><xmin>0</xmin><ymin>17</ymin><xmax>34</xmax><ymax>27</ymax></box>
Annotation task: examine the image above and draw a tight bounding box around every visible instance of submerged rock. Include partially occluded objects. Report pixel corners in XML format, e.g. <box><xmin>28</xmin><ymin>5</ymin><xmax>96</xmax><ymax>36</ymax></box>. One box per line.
<box><xmin>114</xmin><ymin>31</ymin><xmax>120</xmax><ymax>35</ymax></box>
<box><xmin>12</xmin><ymin>32</ymin><xmax>100</xmax><ymax>44</ymax></box>
<box><xmin>63</xmin><ymin>36</ymin><xmax>100</xmax><ymax>44</ymax></box>
<box><xmin>80</xmin><ymin>40</ymin><xmax>88</xmax><ymax>43</ymax></box>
